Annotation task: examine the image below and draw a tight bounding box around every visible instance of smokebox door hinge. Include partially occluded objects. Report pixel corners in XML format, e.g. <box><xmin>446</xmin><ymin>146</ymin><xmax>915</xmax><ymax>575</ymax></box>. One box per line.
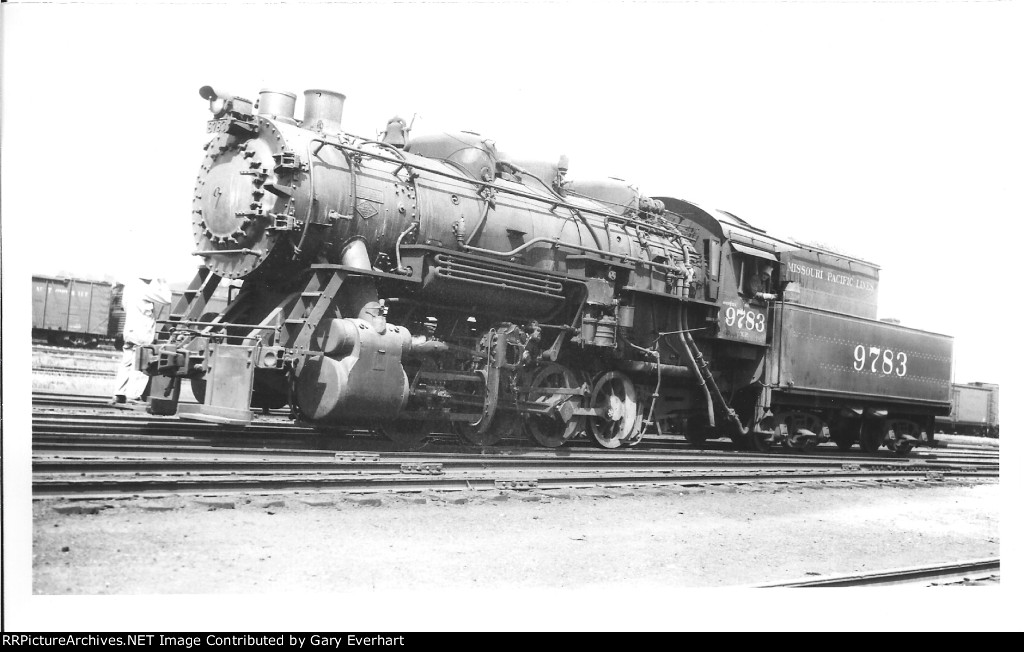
<box><xmin>264</xmin><ymin>182</ymin><xmax>294</xmax><ymax>198</ymax></box>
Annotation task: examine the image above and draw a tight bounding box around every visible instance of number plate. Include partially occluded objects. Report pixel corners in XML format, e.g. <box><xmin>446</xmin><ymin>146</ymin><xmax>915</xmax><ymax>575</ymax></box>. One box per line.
<box><xmin>718</xmin><ymin>300</ymin><xmax>768</xmax><ymax>345</ymax></box>
<box><xmin>207</xmin><ymin>119</ymin><xmax>230</xmax><ymax>133</ymax></box>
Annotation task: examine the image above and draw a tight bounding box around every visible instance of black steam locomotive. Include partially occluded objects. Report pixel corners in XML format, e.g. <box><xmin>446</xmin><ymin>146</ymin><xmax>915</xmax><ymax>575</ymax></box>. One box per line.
<box><xmin>136</xmin><ymin>85</ymin><xmax>953</xmax><ymax>455</ymax></box>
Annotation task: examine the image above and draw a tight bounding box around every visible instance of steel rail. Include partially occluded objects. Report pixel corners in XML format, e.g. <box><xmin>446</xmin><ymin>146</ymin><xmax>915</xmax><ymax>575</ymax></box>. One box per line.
<box><xmin>33</xmin><ymin>455</ymin><xmax>962</xmax><ymax>474</ymax></box>
<box><xmin>30</xmin><ymin>395</ymin><xmax>1001</xmax><ymax>462</ymax></box>
<box><xmin>33</xmin><ymin>366</ymin><xmax>115</xmax><ymax>378</ymax></box>
<box><xmin>32</xmin><ymin>467</ymin><xmax>998</xmax><ymax>499</ymax></box>
<box><xmin>30</xmin><ymin>431</ymin><xmax>1000</xmax><ymax>469</ymax></box>
<box><xmin>756</xmin><ymin>558</ymin><xmax>1000</xmax><ymax>587</ymax></box>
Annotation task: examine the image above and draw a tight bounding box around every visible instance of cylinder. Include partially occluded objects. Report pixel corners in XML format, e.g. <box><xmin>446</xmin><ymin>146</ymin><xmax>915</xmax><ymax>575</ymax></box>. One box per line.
<box><xmin>302</xmin><ymin>89</ymin><xmax>346</xmax><ymax>134</ymax></box>
<box><xmin>258</xmin><ymin>89</ymin><xmax>297</xmax><ymax>122</ymax></box>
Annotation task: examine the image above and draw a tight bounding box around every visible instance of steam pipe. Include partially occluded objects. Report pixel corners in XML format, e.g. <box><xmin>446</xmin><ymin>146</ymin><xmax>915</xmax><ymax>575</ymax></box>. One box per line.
<box><xmin>680</xmin><ymin>307</ymin><xmax>748</xmax><ymax>436</ymax></box>
<box><xmin>407</xmin><ymin>339</ymin><xmax>485</xmax><ymax>360</ymax></box>
<box><xmin>463</xmin><ymin>237</ymin><xmax>682</xmax><ymax>274</ymax></box>
<box><xmin>321</xmin><ymin>141</ymin><xmax>690</xmax><ymax>249</ymax></box>
<box><xmin>395</xmin><ymin>222</ymin><xmax>418</xmax><ymax>275</ymax></box>
<box><xmin>678</xmin><ymin>304</ymin><xmax>715</xmax><ymax>428</ymax></box>
<box><xmin>614</xmin><ymin>360</ymin><xmax>694</xmax><ymax>378</ymax></box>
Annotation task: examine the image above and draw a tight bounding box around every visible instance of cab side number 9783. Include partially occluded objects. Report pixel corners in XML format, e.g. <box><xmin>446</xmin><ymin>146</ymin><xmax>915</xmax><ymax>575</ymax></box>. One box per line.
<box><xmin>724</xmin><ymin>306</ymin><xmax>765</xmax><ymax>332</ymax></box>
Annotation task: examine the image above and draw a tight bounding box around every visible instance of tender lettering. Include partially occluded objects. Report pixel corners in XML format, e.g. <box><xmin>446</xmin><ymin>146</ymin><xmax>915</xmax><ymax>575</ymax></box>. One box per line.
<box><xmin>788</xmin><ymin>262</ymin><xmax>875</xmax><ymax>291</ymax></box>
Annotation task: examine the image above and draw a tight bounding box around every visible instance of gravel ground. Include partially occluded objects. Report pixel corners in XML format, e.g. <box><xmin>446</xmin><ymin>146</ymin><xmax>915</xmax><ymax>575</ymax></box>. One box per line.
<box><xmin>24</xmin><ymin>478</ymin><xmax>1005</xmax><ymax>629</ymax></box>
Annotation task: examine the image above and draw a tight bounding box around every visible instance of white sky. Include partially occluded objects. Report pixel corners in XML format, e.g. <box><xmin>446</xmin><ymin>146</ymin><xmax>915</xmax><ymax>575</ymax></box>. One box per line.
<box><xmin>2</xmin><ymin>0</ymin><xmax>1022</xmax><ymax>631</ymax></box>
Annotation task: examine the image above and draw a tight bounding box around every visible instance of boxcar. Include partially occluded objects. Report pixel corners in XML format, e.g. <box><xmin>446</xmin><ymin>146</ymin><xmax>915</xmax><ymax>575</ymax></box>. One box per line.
<box><xmin>31</xmin><ymin>275</ymin><xmax>114</xmax><ymax>347</ymax></box>
<box><xmin>935</xmin><ymin>382</ymin><xmax>1000</xmax><ymax>437</ymax></box>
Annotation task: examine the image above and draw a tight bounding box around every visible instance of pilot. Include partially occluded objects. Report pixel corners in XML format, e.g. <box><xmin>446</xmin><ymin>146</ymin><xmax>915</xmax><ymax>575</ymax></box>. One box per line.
<box><xmin>746</xmin><ymin>262</ymin><xmax>776</xmax><ymax>300</ymax></box>
<box><xmin>111</xmin><ymin>275</ymin><xmax>172</xmax><ymax>405</ymax></box>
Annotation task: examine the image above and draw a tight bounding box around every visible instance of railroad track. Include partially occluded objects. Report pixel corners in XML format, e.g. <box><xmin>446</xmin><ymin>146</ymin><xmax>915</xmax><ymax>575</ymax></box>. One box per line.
<box><xmin>758</xmin><ymin>558</ymin><xmax>1000</xmax><ymax>587</ymax></box>
<box><xmin>32</xmin><ymin>431</ymin><xmax>998</xmax><ymax>499</ymax></box>
<box><xmin>33</xmin><ymin>365</ymin><xmax>115</xmax><ymax>378</ymax></box>
<box><xmin>33</xmin><ymin>391</ymin><xmax>996</xmax><ymax>455</ymax></box>
<box><xmin>30</xmin><ymin>391</ymin><xmax>999</xmax><ymax>500</ymax></box>
<box><xmin>32</xmin><ymin>466</ymin><xmax>997</xmax><ymax>499</ymax></box>
<box><xmin>33</xmin><ymin>345</ymin><xmax>120</xmax><ymax>359</ymax></box>
<box><xmin>31</xmin><ymin>411</ymin><xmax>1000</xmax><ymax>469</ymax></box>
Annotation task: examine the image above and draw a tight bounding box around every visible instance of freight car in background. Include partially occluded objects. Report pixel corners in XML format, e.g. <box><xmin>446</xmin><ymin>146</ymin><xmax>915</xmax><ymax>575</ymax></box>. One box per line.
<box><xmin>935</xmin><ymin>382</ymin><xmax>999</xmax><ymax>438</ymax></box>
<box><xmin>31</xmin><ymin>275</ymin><xmax>116</xmax><ymax>347</ymax></box>
<box><xmin>32</xmin><ymin>275</ymin><xmax>230</xmax><ymax>348</ymax></box>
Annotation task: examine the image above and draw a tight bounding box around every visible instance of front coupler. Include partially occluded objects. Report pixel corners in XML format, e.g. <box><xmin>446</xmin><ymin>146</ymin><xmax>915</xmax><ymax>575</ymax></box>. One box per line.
<box><xmin>140</xmin><ymin>335</ymin><xmax>286</xmax><ymax>425</ymax></box>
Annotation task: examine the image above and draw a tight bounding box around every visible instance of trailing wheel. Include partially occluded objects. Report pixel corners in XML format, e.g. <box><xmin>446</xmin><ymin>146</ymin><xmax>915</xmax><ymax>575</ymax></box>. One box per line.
<box><xmin>744</xmin><ymin>431</ymin><xmax>772</xmax><ymax>453</ymax></box>
<box><xmin>587</xmin><ymin>371</ymin><xmax>640</xmax><ymax>449</ymax></box>
<box><xmin>675</xmin><ymin>414</ymin><xmax>708</xmax><ymax>448</ymax></box>
<box><xmin>523</xmin><ymin>363</ymin><xmax>584</xmax><ymax>448</ymax></box>
<box><xmin>731</xmin><ymin>416</ymin><xmax>772</xmax><ymax>453</ymax></box>
<box><xmin>684</xmin><ymin>430</ymin><xmax>707</xmax><ymax>448</ymax></box>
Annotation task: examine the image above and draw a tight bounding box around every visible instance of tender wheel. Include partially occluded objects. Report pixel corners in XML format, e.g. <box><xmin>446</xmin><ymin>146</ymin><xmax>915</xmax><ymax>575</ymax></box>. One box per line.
<box><xmin>777</xmin><ymin>411</ymin><xmax>826</xmax><ymax>452</ymax></box>
<box><xmin>885</xmin><ymin>419</ymin><xmax>921</xmax><ymax>457</ymax></box>
<box><xmin>455</xmin><ymin>411</ymin><xmax>521</xmax><ymax>446</ymax></box>
<box><xmin>587</xmin><ymin>372</ymin><xmax>640</xmax><ymax>449</ymax></box>
<box><xmin>859</xmin><ymin>419</ymin><xmax>885</xmax><ymax>453</ymax></box>
<box><xmin>379</xmin><ymin>419</ymin><xmax>433</xmax><ymax>450</ymax></box>
<box><xmin>831</xmin><ymin>420</ymin><xmax>858</xmax><ymax>452</ymax></box>
<box><xmin>523</xmin><ymin>363</ymin><xmax>584</xmax><ymax>448</ymax></box>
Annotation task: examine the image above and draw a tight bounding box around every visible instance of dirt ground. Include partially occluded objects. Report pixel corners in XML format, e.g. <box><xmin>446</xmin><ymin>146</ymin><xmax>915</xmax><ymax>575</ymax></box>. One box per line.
<box><xmin>18</xmin><ymin>477</ymin><xmax>1013</xmax><ymax>630</ymax></box>
<box><xmin>31</xmin><ymin>479</ymin><xmax>998</xmax><ymax>592</ymax></box>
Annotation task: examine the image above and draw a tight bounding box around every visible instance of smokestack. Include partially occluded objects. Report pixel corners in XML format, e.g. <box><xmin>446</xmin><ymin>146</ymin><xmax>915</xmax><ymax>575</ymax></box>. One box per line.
<box><xmin>302</xmin><ymin>89</ymin><xmax>346</xmax><ymax>134</ymax></box>
<box><xmin>257</xmin><ymin>89</ymin><xmax>297</xmax><ymax>123</ymax></box>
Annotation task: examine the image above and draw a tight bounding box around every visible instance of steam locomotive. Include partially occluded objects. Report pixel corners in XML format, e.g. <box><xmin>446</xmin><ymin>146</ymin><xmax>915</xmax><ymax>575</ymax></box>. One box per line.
<box><xmin>136</xmin><ymin>85</ymin><xmax>953</xmax><ymax>455</ymax></box>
